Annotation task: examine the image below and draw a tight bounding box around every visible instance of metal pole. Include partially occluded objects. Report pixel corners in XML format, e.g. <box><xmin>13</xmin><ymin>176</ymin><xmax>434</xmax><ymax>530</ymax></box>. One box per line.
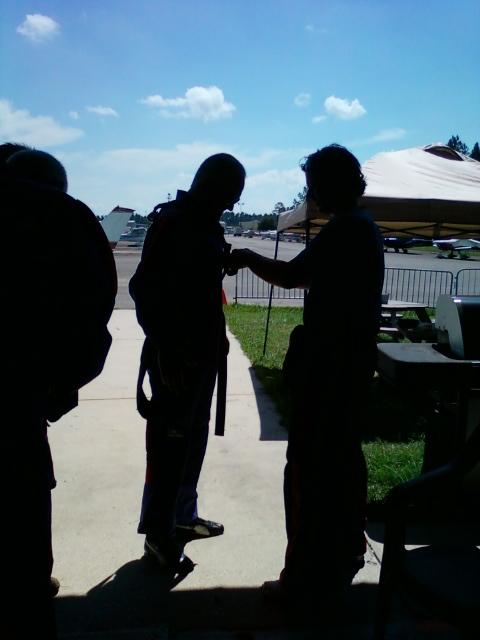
<box><xmin>262</xmin><ymin>232</ymin><xmax>281</xmax><ymax>356</ymax></box>
<box><xmin>304</xmin><ymin>220</ymin><xmax>311</xmax><ymax>304</ymax></box>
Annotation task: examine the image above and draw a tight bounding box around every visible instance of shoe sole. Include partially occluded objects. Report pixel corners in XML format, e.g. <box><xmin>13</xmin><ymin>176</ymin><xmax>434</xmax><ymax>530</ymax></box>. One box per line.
<box><xmin>175</xmin><ymin>525</ymin><xmax>224</xmax><ymax>539</ymax></box>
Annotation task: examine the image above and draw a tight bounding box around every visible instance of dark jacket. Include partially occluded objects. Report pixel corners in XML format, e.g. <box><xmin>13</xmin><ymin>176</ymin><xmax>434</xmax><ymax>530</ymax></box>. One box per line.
<box><xmin>130</xmin><ymin>190</ymin><xmax>228</xmax><ymax>363</ymax></box>
<box><xmin>2</xmin><ymin>176</ymin><xmax>117</xmax><ymax>419</ymax></box>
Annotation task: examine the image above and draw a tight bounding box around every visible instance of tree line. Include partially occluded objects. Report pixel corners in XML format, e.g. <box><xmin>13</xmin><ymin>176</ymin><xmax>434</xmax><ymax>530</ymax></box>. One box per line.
<box><xmin>447</xmin><ymin>135</ymin><xmax>480</xmax><ymax>160</ymax></box>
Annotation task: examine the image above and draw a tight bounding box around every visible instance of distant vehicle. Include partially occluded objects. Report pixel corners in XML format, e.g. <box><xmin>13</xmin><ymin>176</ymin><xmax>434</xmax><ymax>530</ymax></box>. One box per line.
<box><xmin>433</xmin><ymin>238</ymin><xmax>480</xmax><ymax>259</ymax></box>
<box><xmin>233</xmin><ymin>227</ymin><xmax>243</xmax><ymax>236</ymax></box>
<box><xmin>120</xmin><ymin>225</ymin><xmax>147</xmax><ymax>245</ymax></box>
<box><xmin>99</xmin><ymin>206</ymin><xmax>135</xmax><ymax>249</ymax></box>
<box><xmin>259</xmin><ymin>230</ymin><xmax>277</xmax><ymax>240</ymax></box>
<box><xmin>383</xmin><ymin>237</ymin><xmax>433</xmax><ymax>253</ymax></box>
<box><xmin>242</xmin><ymin>229</ymin><xmax>255</xmax><ymax>238</ymax></box>
<box><xmin>282</xmin><ymin>232</ymin><xmax>304</xmax><ymax>243</ymax></box>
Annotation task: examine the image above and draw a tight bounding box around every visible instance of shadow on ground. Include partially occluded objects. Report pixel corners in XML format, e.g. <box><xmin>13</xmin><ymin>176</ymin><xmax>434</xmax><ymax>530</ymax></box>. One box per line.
<box><xmin>55</xmin><ymin>558</ymin><xmax>378</xmax><ymax>638</ymax></box>
<box><xmin>247</xmin><ymin>366</ymin><xmax>288</xmax><ymax>441</ymax></box>
<box><xmin>248</xmin><ymin>364</ymin><xmax>430</xmax><ymax>445</ymax></box>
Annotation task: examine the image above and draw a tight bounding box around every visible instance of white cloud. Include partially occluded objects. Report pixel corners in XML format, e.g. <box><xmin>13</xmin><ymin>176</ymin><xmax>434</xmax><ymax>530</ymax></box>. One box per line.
<box><xmin>294</xmin><ymin>93</ymin><xmax>311</xmax><ymax>108</ymax></box>
<box><xmin>69</xmin><ymin>111</ymin><xmax>79</xmax><ymax>120</ymax></box>
<box><xmin>17</xmin><ymin>14</ymin><xmax>60</xmax><ymax>43</ymax></box>
<box><xmin>86</xmin><ymin>106</ymin><xmax>119</xmax><ymax>117</ymax></box>
<box><xmin>324</xmin><ymin>95</ymin><xmax>366</xmax><ymax>120</ymax></box>
<box><xmin>140</xmin><ymin>86</ymin><xmax>236</xmax><ymax>122</ymax></box>
<box><xmin>312</xmin><ymin>115</ymin><xmax>327</xmax><ymax>124</ymax></box>
<box><xmin>247</xmin><ymin>168</ymin><xmax>304</xmax><ymax>190</ymax></box>
<box><xmin>0</xmin><ymin>99</ymin><xmax>83</xmax><ymax>147</ymax></box>
<box><xmin>305</xmin><ymin>24</ymin><xmax>327</xmax><ymax>35</ymax></box>
<box><xmin>96</xmin><ymin>142</ymin><xmax>226</xmax><ymax>176</ymax></box>
<box><xmin>57</xmin><ymin>144</ymin><xmax>308</xmax><ymax>215</ymax></box>
<box><xmin>244</xmin><ymin>168</ymin><xmax>305</xmax><ymax>212</ymax></box>
<box><xmin>349</xmin><ymin>128</ymin><xmax>407</xmax><ymax>147</ymax></box>
<box><xmin>369</xmin><ymin>128</ymin><xmax>406</xmax><ymax>142</ymax></box>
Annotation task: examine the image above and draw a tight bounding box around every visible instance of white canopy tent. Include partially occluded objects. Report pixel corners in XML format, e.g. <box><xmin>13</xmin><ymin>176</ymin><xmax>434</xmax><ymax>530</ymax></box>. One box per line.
<box><xmin>262</xmin><ymin>144</ymin><xmax>480</xmax><ymax>355</ymax></box>
<box><xmin>278</xmin><ymin>144</ymin><xmax>480</xmax><ymax>239</ymax></box>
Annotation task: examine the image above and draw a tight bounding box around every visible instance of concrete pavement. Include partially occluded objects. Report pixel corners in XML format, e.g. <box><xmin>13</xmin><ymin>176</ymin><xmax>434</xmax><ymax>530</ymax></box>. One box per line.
<box><xmin>49</xmin><ymin>309</ymin><xmax>384</xmax><ymax>638</ymax></box>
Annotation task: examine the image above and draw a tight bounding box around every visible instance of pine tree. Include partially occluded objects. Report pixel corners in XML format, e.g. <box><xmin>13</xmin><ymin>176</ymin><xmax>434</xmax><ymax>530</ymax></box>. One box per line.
<box><xmin>446</xmin><ymin>135</ymin><xmax>470</xmax><ymax>155</ymax></box>
<box><xmin>470</xmin><ymin>142</ymin><xmax>480</xmax><ymax>161</ymax></box>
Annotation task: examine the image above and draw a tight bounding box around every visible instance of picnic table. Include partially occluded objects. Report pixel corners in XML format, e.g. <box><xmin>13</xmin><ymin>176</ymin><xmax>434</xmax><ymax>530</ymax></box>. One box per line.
<box><xmin>380</xmin><ymin>299</ymin><xmax>433</xmax><ymax>342</ymax></box>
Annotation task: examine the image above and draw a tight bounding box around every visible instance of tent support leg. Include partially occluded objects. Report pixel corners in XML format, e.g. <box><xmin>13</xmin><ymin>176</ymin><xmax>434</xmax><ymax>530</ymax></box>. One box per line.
<box><xmin>262</xmin><ymin>233</ymin><xmax>281</xmax><ymax>356</ymax></box>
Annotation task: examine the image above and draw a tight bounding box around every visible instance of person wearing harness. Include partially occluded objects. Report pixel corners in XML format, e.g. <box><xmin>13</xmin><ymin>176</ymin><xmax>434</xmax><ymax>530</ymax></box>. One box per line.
<box><xmin>129</xmin><ymin>153</ymin><xmax>245</xmax><ymax>570</ymax></box>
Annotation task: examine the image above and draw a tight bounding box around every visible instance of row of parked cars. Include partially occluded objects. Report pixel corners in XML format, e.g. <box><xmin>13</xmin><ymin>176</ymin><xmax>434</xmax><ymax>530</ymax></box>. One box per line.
<box><xmin>226</xmin><ymin>227</ymin><xmax>304</xmax><ymax>242</ymax></box>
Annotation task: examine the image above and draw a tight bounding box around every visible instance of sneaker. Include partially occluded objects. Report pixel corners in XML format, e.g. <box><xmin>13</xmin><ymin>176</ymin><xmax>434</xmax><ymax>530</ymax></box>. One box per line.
<box><xmin>176</xmin><ymin>517</ymin><xmax>224</xmax><ymax>539</ymax></box>
<box><xmin>144</xmin><ymin>536</ymin><xmax>184</xmax><ymax>569</ymax></box>
<box><xmin>144</xmin><ymin>536</ymin><xmax>195</xmax><ymax>580</ymax></box>
<box><xmin>50</xmin><ymin>576</ymin><xmax>60</xmax><ymax>597</ymax></box>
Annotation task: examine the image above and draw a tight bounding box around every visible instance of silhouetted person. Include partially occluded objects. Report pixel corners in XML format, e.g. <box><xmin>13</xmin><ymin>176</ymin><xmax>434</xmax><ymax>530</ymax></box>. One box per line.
<box><xmin>0</xmin><ymin>142</ymin><xmax>28</xmax><ymax>166</ymax></box>
<box><xmin>129</xmin><ymin>153</ymin><xmax>245</xmax><ymax>569</ymax></box>
<box><xmin>2</xmin><ymin>144</ymin><xmax>116</xmax><ymax>639</ymax></box>
<box><xmin>7</xmin><ymin>148</ymin><xmax>68</xmax><ymax>192</ymax></box>
<box><xmin>231</xmin><ymin>145</ymin><xmax>384</xmax><ymax>608</ymax></box>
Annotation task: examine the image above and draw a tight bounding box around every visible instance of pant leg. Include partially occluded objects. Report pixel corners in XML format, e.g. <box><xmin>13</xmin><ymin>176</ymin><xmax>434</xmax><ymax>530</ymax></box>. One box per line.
<box><xmin>280</xmin><ymin>370</ymin><xmax>369</xmax><ymax>594</ymax></box>
<box><xmin>5</xmin><ymin>406</ymin><xmax>57</xmax><ymax>639</ymax></box>
<box><xmin>176</xmin><ymin>361</ymin><xmax>218</xmax><ymax>524</ymax></box>
<box><xmin>138</xmin><ymin>365</ymin><xmax>210</xmax><ymax>537</ymax></box>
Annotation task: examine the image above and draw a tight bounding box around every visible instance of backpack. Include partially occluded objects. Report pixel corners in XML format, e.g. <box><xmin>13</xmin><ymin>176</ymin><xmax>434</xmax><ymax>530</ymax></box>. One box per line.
<box><xmin>2</xmin><ymin>178</ymin><xmax>117</xmax><ymax>421</ymax></box>
<box><xmin>48</xmin><ymin>195</ymin><xmax>117</xmax><ymax>420</ymax></box>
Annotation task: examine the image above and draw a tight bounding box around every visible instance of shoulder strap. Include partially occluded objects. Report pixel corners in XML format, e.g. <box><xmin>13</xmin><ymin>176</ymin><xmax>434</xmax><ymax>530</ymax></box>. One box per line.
<box><xmin>136</xmin><ymin>339</ymin><xmax>153</xmax><ymax>420</ymax></box>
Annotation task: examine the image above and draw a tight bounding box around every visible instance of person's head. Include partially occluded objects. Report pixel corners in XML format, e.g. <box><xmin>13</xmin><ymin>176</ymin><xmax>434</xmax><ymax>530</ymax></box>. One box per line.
<box><xmin>6</xmin><ymin>149</ymin><xmax>68</xmax><ymax>192</ymax></box>
<box><xmin>301</xmin><ymin>144</ymin><xmax>366</xmax><ymax>214</ymax></box>
<box><xmin>0</xmin><ymin>143</ymin><xmax>28</xmax><ymax>173</ymax></box>
<box><xmin>189</xmin><ymin>153</ymin><xmax>246</xmax><ymax>217</ymax></box>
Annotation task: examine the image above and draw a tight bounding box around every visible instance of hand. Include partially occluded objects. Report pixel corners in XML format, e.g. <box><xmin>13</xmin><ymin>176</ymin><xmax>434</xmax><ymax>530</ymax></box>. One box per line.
<box><xmin>228</xmin><ymin>249</ymin><xmax>256</xmax><ymax>273</ymax></box>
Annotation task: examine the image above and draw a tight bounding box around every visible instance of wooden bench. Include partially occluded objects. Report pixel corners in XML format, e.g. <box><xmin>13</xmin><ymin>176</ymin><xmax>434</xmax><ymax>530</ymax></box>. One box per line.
<box><xmin>378</xmin><ymin>326</ymin><xmax>401</xmax><ymax>341</ymax></box>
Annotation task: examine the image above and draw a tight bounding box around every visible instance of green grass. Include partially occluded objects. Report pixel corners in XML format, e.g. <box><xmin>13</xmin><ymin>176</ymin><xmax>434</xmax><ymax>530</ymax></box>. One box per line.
<box><xmin>224</xmin><ymin>303</ymin><xmax>424</xmax><ymax>504</ymax></box>
<box><xmin>363</xmin><ymin>439</ymin><xmax>424</xmax><ymax>503</ymax></box>
<box><xmin>224</xmin><ymin>304</ymin><xmax>302</xmax><ymax>419</ymax></box>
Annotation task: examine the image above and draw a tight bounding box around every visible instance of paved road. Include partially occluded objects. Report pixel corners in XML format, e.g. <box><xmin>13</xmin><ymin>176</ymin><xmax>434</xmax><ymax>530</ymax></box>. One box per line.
<box><xmin>114</xmin><ymin>237</ymin><xmax>480</xmax><ymax>310</ymax></box>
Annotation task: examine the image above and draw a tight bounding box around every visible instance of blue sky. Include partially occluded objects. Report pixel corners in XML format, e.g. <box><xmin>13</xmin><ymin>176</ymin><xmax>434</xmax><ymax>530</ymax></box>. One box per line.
<box><xmin>1</xmin><ymin>0</ymin><xmax>479</xmax><ymax>215</ymax></box>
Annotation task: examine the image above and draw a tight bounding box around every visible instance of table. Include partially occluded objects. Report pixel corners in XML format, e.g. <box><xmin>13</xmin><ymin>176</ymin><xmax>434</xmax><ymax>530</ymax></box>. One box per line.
<box><xmin>380</xmin><ymin>299</ymin><xmax>433</xmax><ymax>341</ymax></box>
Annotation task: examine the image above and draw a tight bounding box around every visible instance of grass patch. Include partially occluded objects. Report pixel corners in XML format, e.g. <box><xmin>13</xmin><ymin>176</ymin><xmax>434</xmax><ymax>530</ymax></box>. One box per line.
<box><xmin>225</xmin><ymin>303</ymin><xmax>425</xmax><ymax>504</ymax></box>
<box><xmin>225</xmin><ymin>304</ymin><xmax>302</xmax><ymax>419</ymax></box>
<box><xmin>364</xmin><ymin>439</ymin><xmax>424</xmax><ymax>503</ymax></box>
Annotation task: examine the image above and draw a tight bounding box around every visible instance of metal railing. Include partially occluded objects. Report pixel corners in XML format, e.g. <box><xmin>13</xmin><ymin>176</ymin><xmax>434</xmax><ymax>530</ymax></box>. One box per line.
<box><xmin>455</xmin><ymin>269</ymin><xmax>480</xmax><ymax>296</ymax></box>
<box><xmin>383</xmin><ymin>268</ymin><xmax>454</xmax><ymax>307</ymax></box>
<box><xmin>234</xmin><ymin>267</ymin><xmax>480</xmax><ymax>307</ymax></box>
<box><xmin>234</xmin><ymin>268</ymin><xmax>304</xmax><ymax>303</ymax></box>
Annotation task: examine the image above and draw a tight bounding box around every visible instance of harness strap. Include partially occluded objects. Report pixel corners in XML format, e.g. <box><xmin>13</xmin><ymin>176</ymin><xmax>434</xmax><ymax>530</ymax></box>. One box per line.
<box><xmin>136</xmin><ymin>339</ymin><xmax>152</xmax><ymax>420</ymax></box>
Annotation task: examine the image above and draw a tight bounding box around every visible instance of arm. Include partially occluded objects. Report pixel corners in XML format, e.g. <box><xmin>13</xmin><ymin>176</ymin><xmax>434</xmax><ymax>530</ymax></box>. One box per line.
<box><xmin>230</xmin><ymin>248</ymin><xmax>309</xmax><ymax>289</ymax></box>
<box><xmin>130</xmin><ymin>221</ymin><xmax>196</xmax><ymax>394</ymax></box>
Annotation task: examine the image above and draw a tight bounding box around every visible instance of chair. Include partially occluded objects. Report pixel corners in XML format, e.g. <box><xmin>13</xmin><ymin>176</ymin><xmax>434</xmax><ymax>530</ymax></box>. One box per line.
<box><xmin>374</xmin><ymin>420</ymin><xmax>480</xmax><ymax>638</ymax></box>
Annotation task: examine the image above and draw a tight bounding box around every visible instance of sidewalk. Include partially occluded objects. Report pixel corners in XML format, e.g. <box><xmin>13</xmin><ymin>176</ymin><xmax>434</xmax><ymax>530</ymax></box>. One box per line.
<box><xmin>49</xmin><ymin>310</ymin><xmax>381</xmax><ymax>638</ymax></box>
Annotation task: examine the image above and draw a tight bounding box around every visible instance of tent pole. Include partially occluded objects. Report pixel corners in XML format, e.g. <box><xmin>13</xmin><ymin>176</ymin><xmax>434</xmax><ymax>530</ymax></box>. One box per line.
<box><xmin>262</xmin><ymin>232</ymin><xmax>280</xmax><ymax>356</ymax></box>
<box><xmin>304</xmin><ymin>220</ymin><xmax>311</xmax><ymax>305</ymax></box>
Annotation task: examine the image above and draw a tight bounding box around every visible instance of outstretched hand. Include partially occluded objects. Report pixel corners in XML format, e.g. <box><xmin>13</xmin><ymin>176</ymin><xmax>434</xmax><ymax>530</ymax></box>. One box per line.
<box><xmin>226</xmin><ymin>248</ymin><xmax>256</xmax><ymax>275</ymax></box>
